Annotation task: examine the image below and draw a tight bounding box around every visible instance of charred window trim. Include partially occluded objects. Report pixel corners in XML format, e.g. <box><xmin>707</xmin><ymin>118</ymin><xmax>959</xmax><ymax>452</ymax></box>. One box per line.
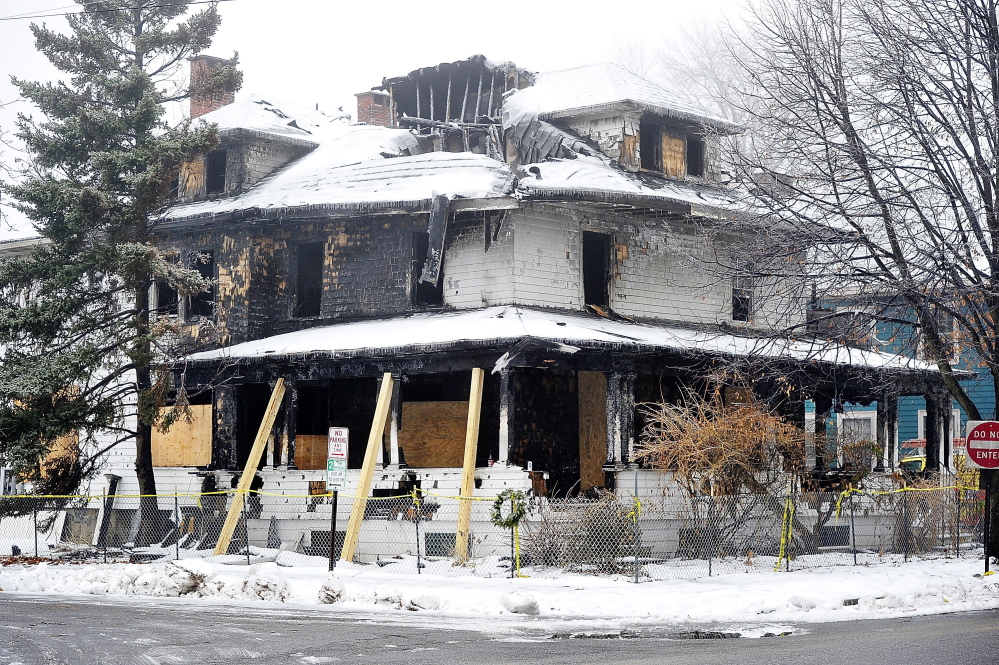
<box><xmin>412</xmin><ymin>230</ymin><xmax>444</xmax><ymax>308</ymax></box>
<box><xmin>687</xmin><ymin>137</ymin><xmax>705</xmax><ymax>178</ymax></box>
<box><xmin>582</xmin><ymin>230</ymin><xmax>611</xmax><ymax>308</ymax></box>
<box><xmin>206</xmin><ymin>149</ymin><xmax>227</xmax><ymax>195</ymax></box>
<box><xmin>293</xmin><ymin>241</ymin><xmax>325</xmax><ymax>318</ymax></box>
<box><xmin>186</xmin><ymin>250</ymin><xmax>215</xmax><ymax>320</ymax></box>
<box><xmin>732</xmin><ymin>276</ymin><xmax>754</xmax><ymax>323</ymax></box>
<box><xmin>155</xmin><ymin>254</ymin><xmax>180</xmax><ymax>317</ymax></box>
<box><xmin>639</xmin><ymin>121</ymin><xmax>663</xmax><ymax>171</ymax></box>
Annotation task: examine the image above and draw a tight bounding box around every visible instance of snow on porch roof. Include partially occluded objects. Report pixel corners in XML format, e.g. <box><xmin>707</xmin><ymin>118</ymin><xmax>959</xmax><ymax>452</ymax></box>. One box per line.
<box><xmin>185</xmin><ymin>306</ymin><xmax>935</xmax><ymax>373</ymax></box>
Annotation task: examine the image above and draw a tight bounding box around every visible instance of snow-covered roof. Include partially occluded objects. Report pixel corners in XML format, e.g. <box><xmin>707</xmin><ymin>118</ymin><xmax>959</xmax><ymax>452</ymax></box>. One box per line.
<box><xmin>509</xmin><ymin>63</ymin><xmax>740</xmax><ymax>133</ymax></box>
<box><xmin>518</xmin><ymin>156</ymin><xmax>741</xmax><ymax>216</ymax></box>
<box><xmin>185</xmin><ymin>305</ymin><xmax>936</xmax><ymax>373</ymax></box>
<box><xmin>165</xmin><ymin>128</ymin><xmax>515</xmax><ymax>222</ymax></box>
<box><xmin>196</xmin><ymin>95</ymin><xmax>350</xmax><ymax>146</ymax></box>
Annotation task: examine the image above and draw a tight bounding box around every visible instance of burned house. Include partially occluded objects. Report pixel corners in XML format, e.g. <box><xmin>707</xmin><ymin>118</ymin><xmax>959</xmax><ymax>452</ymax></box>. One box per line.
<box><xmin>143</xmin><ymin>54</ymin><xmax>949</xmax><ymax>529</ymax></box>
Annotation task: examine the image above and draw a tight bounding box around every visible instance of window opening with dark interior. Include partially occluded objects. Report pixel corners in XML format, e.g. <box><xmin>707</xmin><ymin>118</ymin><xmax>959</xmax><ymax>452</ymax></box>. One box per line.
<box><xmin>295</xmin><ymin>241</ymin><xmax>324</xmax><ymax>317</ymax></box>
<box><xmin>582</xmin><ymin>231</ymin><xmax>610</xmax><ymax>308</ymax></box>
<box><xmin>187</xmin><ymin>250</ymin><xmax>214</xmax><ymax>318</ymax></box>
<box><xmin>157</xmin><ymin>277</ymin><xmax>179</xmax><ymax>317</ymax></box>
<box><xmin>687</xmin><ymin>137</ymin><xmax>705</xmax><ymax>177</ymax></box>
<box><xmin>205</xmin><ymin>149</ymin><xmax>226</xmax><ymax>195</ymax></box>
<box><xmin>639</xmin><ymin>122</ymin><xmax>663</xmax><ymax>171</ymax></box>
<box><xmin>412</xmin><ymin>231</ymin><xmax>443</xmax><ymax>307</ymax></box>
<box><xmin>732</xmin><ymin>276</ymin><xmax>754</xmax><ymax>322</ymax></box>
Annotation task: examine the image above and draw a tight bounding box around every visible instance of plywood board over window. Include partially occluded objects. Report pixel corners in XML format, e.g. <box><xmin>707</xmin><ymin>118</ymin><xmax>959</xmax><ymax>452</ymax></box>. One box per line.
<box><xmin>151</xmin><ymin>404</ymin><xmax>212</xmax><ymax>467</ymax></box>
<box><xmin>294</xmin><ymin>434</ymin><xmax>328</xmax><ymax>470</ymax></box>
<box><xmin>578</xmin><ymin>371</ymin><xmax>607</xmax><ymax>491</ymax></box>
<box><xmin>661</xmin><ymin>133</ymin><xmax>686</xmax><ymax>178</ymax></box>
<box><xmin>399</xmin><ymin>401</ymin><xmax>469</xmax><ymax>468</ymax></box>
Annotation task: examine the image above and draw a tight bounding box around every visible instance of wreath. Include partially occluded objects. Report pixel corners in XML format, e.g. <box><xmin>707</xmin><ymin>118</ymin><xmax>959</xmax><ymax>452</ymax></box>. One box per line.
<box><xmin>490</xmin><ymin>489</ymin><xmax>527</xmax><ymax>529</ymax></box>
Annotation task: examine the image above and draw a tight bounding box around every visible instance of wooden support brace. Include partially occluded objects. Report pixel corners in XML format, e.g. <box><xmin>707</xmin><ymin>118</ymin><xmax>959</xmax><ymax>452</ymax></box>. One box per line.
<box><xmin>213</xmin><ymin>378</ymin><xmax>286</xmax><ymax>556</ymax></box>
<box><xmin>455</xmin><ymin>368</ymin><xmax>485</xmax><ymax>562</ymax></box>
<box><xmin>340</xmin><ymin>372</ymin><xmax>395</xmax><ymax>562</ymax></box>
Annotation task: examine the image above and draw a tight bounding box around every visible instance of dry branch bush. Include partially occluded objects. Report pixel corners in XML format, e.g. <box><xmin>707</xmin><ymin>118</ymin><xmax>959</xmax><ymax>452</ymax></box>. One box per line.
<box><xmin>636</xmin><ymin>388</ymin><xmax>806</xmax><ymax>497</ymax></box>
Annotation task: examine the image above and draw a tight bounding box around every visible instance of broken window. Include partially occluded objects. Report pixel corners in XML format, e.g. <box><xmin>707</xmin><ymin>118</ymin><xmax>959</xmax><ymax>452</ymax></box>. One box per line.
<box><xmin>156</xmin><ymin>267</ymin><xmax>179</xmax><ymax>317</ymax></box>
<box><xmin>732</xmin><ymin>276</ymin><xmax>754</xmax><ymax>322</ymax></box>
<box><xmin>205</xmin><ymin>149</ymin><xmax>226</xmax><ymax>194</ymax></box>
<box><xmin>582</xmin><ymin>231</ymin><xmax>611</xmax><ymax>308</ymax></box>
<box><xmin>639</xmin><ymin>122</ymin><xmax>662</xmax><ymax>171</ymax></box>
<box><xmin>687</xmin><ymin>137</ymin><xmax>705</xmax><ymax>177</ymax></box>
<box><xmin>412</xmin><ymin>231</ymin><xmax>443</xmax><ymax>307</ymax></box>
<box><xmin>294</xmin><ymin>242</ymin><xmax>324</xmax><ymax>318</ymax></box>
<box><xmin>187</xmin><ymin>250</ymin><xmax>214</xmax><ymax>318</ymax></box>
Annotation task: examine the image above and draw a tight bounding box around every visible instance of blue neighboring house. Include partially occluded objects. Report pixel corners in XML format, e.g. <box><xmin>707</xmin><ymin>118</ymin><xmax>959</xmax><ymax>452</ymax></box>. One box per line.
<box><xmin>804</xmin><ymin>299</ymin><xmax>994</xmax><ymax>470</ymax></box>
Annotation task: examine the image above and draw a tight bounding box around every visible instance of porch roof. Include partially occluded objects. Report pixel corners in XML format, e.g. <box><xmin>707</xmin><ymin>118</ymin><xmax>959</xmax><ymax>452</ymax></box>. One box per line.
<box><xmin>185</xmin><ymin>306</ymin><xmax>937</xmax><ymax>373</ymax></box>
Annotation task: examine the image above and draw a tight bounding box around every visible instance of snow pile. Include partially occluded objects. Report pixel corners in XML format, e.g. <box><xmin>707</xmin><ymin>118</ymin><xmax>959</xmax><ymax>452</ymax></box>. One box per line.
<box><xmin>1</xmin><ymin>555</ymin><xmax>996</xmax><ymax>628</ymax></box>
<box><xmin>500</xmin><ymin>591</ymin><xmax>540</xmax><ymax>615</ymax></box>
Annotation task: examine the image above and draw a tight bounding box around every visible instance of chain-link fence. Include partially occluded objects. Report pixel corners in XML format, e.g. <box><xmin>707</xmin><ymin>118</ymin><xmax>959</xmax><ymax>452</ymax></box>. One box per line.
<box><xmin>0</xmin><ymin>485</ymin><xmax>987</xmax><ymax>581</ymax></box>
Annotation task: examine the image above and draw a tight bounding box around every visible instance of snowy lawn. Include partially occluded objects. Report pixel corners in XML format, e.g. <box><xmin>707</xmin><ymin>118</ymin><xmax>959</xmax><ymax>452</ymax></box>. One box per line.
<box><xmin>0</xmin><ymin>554</ymin><xmax>996</xmax><ymax>630</ymax></box>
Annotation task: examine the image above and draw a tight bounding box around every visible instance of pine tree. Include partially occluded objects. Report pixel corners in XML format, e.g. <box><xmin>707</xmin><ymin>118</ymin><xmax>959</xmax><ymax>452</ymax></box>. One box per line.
<box><xmin>0</xmin><ymin>1</ymin><xmax>241</xmax><ymax>538</ymax></box>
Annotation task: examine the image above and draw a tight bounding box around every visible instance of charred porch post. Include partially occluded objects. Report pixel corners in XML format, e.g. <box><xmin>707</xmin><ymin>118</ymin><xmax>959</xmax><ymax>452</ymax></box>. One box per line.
<box><xmin>282</xmin><ymin>380</ymin><xmax>297</xmax><ymax>468</ymax></box>
<box><xmin>385</xmin><ymin>377</ymin><xmax>402</xmax><ymax>468</ymax></box>
<box><xmin>497</xmin><ymin>367</ymin><xmax>514</xmax><ymax>465</ymax></box>
<box><xmin>924</xmin><ymin>390</ymin><xmax>952</xmax><ymax>472</ymax></box>
<box><xmin>213</xmin><ymin>384</ymin><xmax>238</xmax><ymax>469</ymax></box>
<box><xmin>875</xmin><ymin>389</ymin><xmax>898</xmax><ymax>471</ymax></box>
<box><xmin>812</xmin><ymin>394</ymin><xmax>833</xmax><ymax>471</ymax></box>
<box><xmin>603</xmin><ymin>371</ymin><xmax>636</xmax><ymax>489</ymax></box>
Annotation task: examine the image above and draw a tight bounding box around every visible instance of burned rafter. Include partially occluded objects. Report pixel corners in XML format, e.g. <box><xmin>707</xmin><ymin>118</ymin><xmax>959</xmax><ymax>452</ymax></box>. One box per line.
<box><xmin>382</xmin><ymin>55</ymin><xmax>533</xmax><ymax>124</ymax></box>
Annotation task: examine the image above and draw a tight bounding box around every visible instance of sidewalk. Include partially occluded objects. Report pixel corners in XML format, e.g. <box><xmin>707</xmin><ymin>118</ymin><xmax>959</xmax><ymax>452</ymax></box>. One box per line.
<box><xmin>1</xmin><ymin>553</ymin><xmax>996</xmax><ymax>629</ymax></box>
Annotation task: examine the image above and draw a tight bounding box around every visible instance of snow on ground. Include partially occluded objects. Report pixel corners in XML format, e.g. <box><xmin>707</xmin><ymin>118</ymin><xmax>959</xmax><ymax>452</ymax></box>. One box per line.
<box><xmin>1</xmin><ymin>554</ymin><xmax>996</xmax><ymax>631</ymax></box>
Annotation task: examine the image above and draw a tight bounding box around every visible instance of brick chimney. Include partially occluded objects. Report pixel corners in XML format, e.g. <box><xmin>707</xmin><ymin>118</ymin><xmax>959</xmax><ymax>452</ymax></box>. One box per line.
<box><xmin>190</xmin><ymin>55</ymin><xmax>236</xmax><ymax>119</ymax></box>
<box><xmin>355</xmin><ymin>89</ymin><xmax>394</xmax><ymax>127</ymax></box>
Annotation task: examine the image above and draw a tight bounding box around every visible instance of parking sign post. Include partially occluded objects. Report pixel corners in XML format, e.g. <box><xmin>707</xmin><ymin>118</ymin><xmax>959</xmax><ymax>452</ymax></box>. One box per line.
<box><xmin>327</xmin><ymin>428</ymin><xmax>349</xmax><ymax>572</ymax></box>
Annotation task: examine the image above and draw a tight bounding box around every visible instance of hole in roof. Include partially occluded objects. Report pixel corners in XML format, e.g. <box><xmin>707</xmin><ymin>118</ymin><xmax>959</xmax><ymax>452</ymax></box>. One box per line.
<box><xmin>556</xmin><ymin>322</ymin><xmax>567</xmax><ymax>326</ymax></box>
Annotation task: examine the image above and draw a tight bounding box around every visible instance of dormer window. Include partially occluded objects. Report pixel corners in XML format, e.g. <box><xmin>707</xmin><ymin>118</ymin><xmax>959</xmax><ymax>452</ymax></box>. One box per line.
<box><xmin>206</xmin><ymin>149</ymin><xmax>227</xmax><ymax>194</ymax></box>
<box><xmin>640</xmin><ymin>120</ymin><xmax>706</xmax><ymax>179</ymax></box>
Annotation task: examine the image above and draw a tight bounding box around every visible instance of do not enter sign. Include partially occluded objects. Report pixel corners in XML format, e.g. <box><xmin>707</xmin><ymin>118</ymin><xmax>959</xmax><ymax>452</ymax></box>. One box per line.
<box><xmin>965</xmin><ymin>420</ymin><xmax>999</xmax><ymax>469</ymax></box>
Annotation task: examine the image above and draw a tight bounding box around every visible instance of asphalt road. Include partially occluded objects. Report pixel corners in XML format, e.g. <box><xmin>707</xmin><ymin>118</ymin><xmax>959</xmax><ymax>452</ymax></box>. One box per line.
<box><xmin>0</xmin><ymin>595</ymin><xmax>996</xmax><ymax>665</ymax></box>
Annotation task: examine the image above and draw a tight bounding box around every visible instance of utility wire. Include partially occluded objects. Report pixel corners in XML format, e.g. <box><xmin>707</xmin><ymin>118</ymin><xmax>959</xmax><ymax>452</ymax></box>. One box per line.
<box><xmin>0</xmin><ymin>0</ymin><xmax>239</xmax><ymax>22</ymax></box>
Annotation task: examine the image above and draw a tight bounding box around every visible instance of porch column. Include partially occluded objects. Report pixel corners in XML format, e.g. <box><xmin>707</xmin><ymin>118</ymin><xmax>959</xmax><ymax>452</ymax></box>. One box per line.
<box><xmin>924</xmin><ymin>392</ymin><xmax>943</xmax><ymax>472</ymax></box>
<box><xmin>876</xmin><ymin>390</ymin><xmax>898</xmax><ymax>470</ymax></box>
<box><xmin>622</xmin><ymin>373</ymin><xmax>637</xmax><ymax>467</ymax></box>
<box><xmin>497</xmin><ymin>367</ymin><xmax>513</xmax><ymax>464</ymax></box>
<box><xmin>386</xmin><ymin>377</ymin><xmax>401</xmax><ymax>468</ymax></box>
<box><xmin>603</xmin><ymin>372</ymin><xmax>635</xmax><ymax>483</ymax></box>
<box><xmin>214</xmin><ymin>384</ymin><xmax>238</xmax><ymax>469</ymax></box>
<box><xmin>812</xmin><ymin>394</ymin><xmax>833</xmax><ymax>470</ymax></box>
<box><xmin>925</xmin><ymin>391</ymin><xmax>952</xmax><ymax>472</ymax></box>
<box><xmin>285</xmin><ymin>381</ymin><xmax>299</xmax><ymax>468</ymax></box>
<box><xmin>278</xmin><ymin>380</ymin><xmax>295</xmax><ymax>468</ymax></box>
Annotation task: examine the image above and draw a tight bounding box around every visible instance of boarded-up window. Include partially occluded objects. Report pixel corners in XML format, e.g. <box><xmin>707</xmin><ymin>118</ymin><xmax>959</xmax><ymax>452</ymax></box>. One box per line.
<box><xmin>40</xmin><ymin>431</ymin><xmax>80</xmax><ymax>479</ymax></box>
<box><xmin>294</xmin><ymin>435</ymin><xmax>328</xmax><ymax>470</ymax></box>
<box><xmin>151</xmin><ymin>404</ymin><xmax>212</xmax><ymax>466</ymax></box>
<box><xmin>661</xmin><ymin>133</ymin><xmax>686</xmax><ymax>178</ymax></box>
<box><xmin>398</xmin><ymin>401</ymin><xmax>469</xmax><ymax>468</ymax></box>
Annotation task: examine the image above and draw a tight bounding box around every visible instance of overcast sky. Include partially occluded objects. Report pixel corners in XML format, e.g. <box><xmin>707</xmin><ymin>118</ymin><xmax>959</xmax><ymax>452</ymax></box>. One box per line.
<box><xmin>0</xmin><ymin>0</ymin><xmax>742</xmax><ymax>238</ymax></box>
